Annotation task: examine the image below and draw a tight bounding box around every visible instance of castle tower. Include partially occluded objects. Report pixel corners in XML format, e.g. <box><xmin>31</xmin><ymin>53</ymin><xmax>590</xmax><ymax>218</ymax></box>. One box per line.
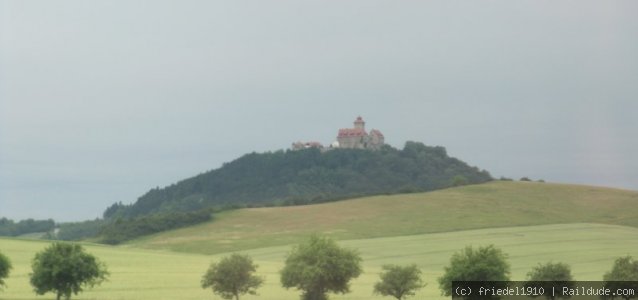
<box><xmin>354</xmin><ymin>116</ymin><xmax>365</xmax><ymax>130</ymax></box>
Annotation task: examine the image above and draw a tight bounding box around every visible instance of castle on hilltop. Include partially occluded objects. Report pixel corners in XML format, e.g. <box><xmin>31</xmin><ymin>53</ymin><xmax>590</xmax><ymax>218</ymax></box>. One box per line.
<box><xmin>292</xmin><ymin>116</ymin><xmax>385</xmax><ymax>151</ymax></box>
<box><xmin>336</xmin><ymin>116</ymin><xmax>385</xmax><ymax>149</ymax></box>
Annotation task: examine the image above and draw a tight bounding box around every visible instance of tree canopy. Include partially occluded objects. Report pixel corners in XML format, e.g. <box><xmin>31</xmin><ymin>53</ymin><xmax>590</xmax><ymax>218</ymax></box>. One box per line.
<box><xmin>524</xmin><ymin>262</ymin><xmax>574</xmax><ymax>300</ymax></box>
<box><xmin>438</xmin><ymin>245</ymin><xmax>510</xmax><ymax>300</ymax></box>
<box><xmin>0</xmin><ymin>251</ymin><xmax>11</xmax><ymax>290</ymax></box>
<box><xmin>110</xmin><ymin>142</ymin><xmax>492</xmax><ymax>217</ymax></box>
<box><xmin>374</xmin><ymin>264</ymin><xmax>425</xmax><ymax>300</ymax></box>
<box><xmin>603</xmin><ymin>256</ymin><xmax>638</xmax><ymax>300</ymax></box>
<box><xmin>0</xmin><ymin>217</ymin><xmax>55</xmax><ymax>237</ymax></box>
<box><xmin>30</xmin><ymin>243</ymin><xmax>108</xmax><ymax>300</ymax></box>
<box><xmin>201</xmin><ymin>253</ymin><xmax>263</xmax><ymax>300</ymax></box>
<box><xmin>280</xmin><ymin>235</ymin><xmax>362</xmax><ymax>300</ymax></box>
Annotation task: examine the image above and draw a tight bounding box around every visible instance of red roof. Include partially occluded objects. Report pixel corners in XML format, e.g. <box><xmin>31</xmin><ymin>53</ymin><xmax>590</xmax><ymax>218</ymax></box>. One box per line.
<box><xmin>338</xmin><ymin>128</ymin><xmax>367</xmax><ymax>137</ymax></box>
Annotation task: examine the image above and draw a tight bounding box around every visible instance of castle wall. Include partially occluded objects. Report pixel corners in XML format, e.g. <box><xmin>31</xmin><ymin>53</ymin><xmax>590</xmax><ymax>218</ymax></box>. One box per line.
<box><xmin>337</xmin><ymin>136</ymin><xmax>365</xmax><ymax>149</ymax></box>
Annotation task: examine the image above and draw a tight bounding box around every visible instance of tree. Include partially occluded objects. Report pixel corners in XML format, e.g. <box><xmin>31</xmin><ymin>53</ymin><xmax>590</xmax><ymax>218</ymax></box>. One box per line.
<box><xmin>602</xmin><ymin>256</ymin><xmax>638</xmax><ymax>300</ymax></box>
<box><xmin>438</xmin><ymin>245</ymin><xmax>510</xmax><ymax>300</ymax></box>
<box><xmin>30</xmin><ymin>243</ymin><xmax>108</xmax><ymax>300</ymax></box>
<box><xmin>451</xmin><ymin>175</ymin><xmax>468</xmax><ymax>187</ymax></box>
<box><xmin>280</xmin><ymin>235</ymin><xmax>362</xmax><ymax>300</ymax></box>
<box><xmin>524</xmin><ymin>262</ymin><xmax>574</xmax><ymax>300</ymax></box>
<box><xmin>374</xmin><ymin>264</ymin><xmax>425</xmax><ymax>300</ymax></box>
<box><xmin>0</xmin><ymin>251</ymin><xmax>11</xmax><ymax>290</ymax></box>
<box><xmin>201</xmin><ymin>253</ymin><xmax>263</xmax><ymax>300</ymax></box>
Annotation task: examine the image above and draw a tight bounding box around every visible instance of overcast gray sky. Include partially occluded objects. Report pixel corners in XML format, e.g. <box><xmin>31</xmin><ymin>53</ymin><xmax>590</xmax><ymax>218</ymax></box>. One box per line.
<box><xmin>1</xmin><ymin>1</ymin><xmax>637</xmax><ymax>221</ymax></box>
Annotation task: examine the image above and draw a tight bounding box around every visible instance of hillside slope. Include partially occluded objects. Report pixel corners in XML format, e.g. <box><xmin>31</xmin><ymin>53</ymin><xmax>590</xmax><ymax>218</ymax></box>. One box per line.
<box><xmin>129</xmin><ymin>181</ymin><xmax>638</xmax><ymax>254</ymax></box>
<box><xmin>107</xmin><ymin>142</ymin><xmax>492</xmax><ymax>218</ymax></box>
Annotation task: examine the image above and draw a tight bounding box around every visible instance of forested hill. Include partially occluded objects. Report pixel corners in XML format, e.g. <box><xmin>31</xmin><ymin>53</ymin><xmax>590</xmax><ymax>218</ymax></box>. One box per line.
<box><xmin>106</xmin><ymin>142</ymin><xmax>492</xmax><ymax>218</ymax></box>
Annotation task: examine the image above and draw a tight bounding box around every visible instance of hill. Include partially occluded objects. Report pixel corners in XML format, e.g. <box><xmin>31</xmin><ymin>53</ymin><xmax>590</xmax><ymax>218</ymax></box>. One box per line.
<box><xmin>106</xmin><ymin>142</ymin><xmax>492</xmax><ymax>218</ymax></box>
<box><xmin>3</xmin><ymin>223</ymin><xmax>638</xmax><ymax>299</ymax></box>
<box><xmin>129</xmin><ymin>181</ymin><xmax>638</xmax><ymax>254</ymax></box>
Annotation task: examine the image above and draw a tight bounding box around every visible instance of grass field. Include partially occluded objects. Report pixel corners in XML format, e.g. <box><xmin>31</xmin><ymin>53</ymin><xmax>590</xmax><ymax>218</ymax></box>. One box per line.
<box><xmin>2</xmin><ymin>223</ymin><xmax>638</xmax><ymax>300</ymax></box>
<box><xmin>3</xmin><ymin>181</ymin><xmax>637</xmax><ymax>299</ymax></box>
<box><xmin>129</xmin><ymin>181</ymin><xmax>638</xmax><ymax>254</ymax></box>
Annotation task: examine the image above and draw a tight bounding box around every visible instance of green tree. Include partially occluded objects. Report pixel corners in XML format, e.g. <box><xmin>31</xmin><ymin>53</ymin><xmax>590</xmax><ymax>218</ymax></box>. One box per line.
<box><xmin>524</xmin><ymin>262</ymin><xmax>574</xmax><ymax>300</ymax></box>
<box><xmin>451</xmin><ymin>175</ymin><xmax>468</xmax><ymax>187</ymax></box>
<box><xmin>0</xmin><ymin>251</ymin><xmax>11</xmax><ymax>290</ymax></box>
<box><xmin>438</xmin><ymin>245</ymin><xmax>510</xmax><ymax>300</ymax></box>
<box><xmin>280</xmin><ymin>235</ymin><xmax>362</xmax><ymax>300</ymax></box>
<box><xmin>30</xmin><ymin>243</ymin><xmax>108</xmax><ymax>300</ymax></box>
<box><xmin>201</xmin><ymin>253</ymin><xmax>263</xmax><ymax>300</ymax></box>
<box><xmin>374</xmin><ymin>264</ymin><xmax>425</xmax><ymax>300</ymax></box>
<box><xmin>603</xmin><ymin>256</ymin><xmax>638</xmax><ymax>300</ymax></box>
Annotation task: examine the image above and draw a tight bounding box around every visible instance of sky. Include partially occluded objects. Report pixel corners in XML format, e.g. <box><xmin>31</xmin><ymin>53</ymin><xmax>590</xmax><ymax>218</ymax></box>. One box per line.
<box><xmin>1</xmin><ymin>1</ymin><xmax>637</xmax><ymax>222</ymax></box>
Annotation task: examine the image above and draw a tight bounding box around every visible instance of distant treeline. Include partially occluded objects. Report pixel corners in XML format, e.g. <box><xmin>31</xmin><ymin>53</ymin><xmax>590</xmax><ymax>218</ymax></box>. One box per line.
<box><xmin>105</xmin><ymin>142</ymin><xmax>493</xmax><ymax>219</ymax></box>
<box><xmin>0</xmin><ymin>211</ymin><xmax>212</xmax><ymax>244</ymax></box>
<box><xmin>55</xmin><ymin>219</ymin><xmax>107</xmax><ymax>241</ymax></box>
<box><xmin>53</xmin><ymin>209</ymin><xmax>213</xmax><ymax>244</ymax></box>
<box><xmin>0</xmin><ymin>218</ymin><xmax>55</xmax><ymax>237</ymax></box>
<box><xmin>98</xmin><ymin>209</ymin><xmax>213</xmax><ymax>244</ymax></box>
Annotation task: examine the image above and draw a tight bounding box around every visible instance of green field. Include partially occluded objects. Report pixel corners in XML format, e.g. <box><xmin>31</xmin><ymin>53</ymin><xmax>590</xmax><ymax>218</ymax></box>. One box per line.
<box><xmin>2</xmin><ymin>181</ymin><xmax>638</xmax><ymax>299</ymax></box>
<box><xmin>129</xmin><ymin>181</ymin><xmax>638</xmax><ymax>254</ymax></box>
<box><xmin>2</xmin><ymin>223</ymin><xmax>637</xmax><ymax>299</ymax></box>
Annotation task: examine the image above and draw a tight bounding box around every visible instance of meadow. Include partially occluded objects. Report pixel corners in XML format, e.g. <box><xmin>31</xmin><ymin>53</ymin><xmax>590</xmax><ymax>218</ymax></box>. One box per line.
<box><xmin>130</xmin><ymin>181</ymin><xmax>638</xmax><ymax>254</ymax></box>
<box><xmin>2</xmin><ymin>223</ymin><xmax>638</xmax><ymax>300</ymax></box>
